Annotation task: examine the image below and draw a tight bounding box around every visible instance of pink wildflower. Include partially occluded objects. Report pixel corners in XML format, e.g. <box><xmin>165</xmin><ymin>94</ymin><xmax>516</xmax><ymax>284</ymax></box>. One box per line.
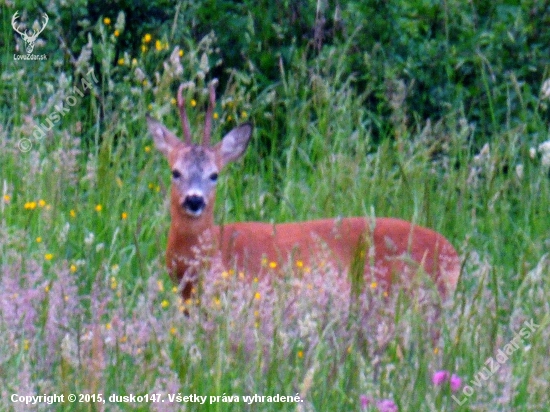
<box><xmin>376</xmin><ymin>399</ymin><xmax>398</xmax><ymax>412</ymax></box>
<box><xmin>360</xmin><ymin>394</ymin><xmax>371</xmax><ymax>409</ymax></box>
<box><xmin>432</xmin><ymin>370</ymin><xmax>450</xmax><ymax>386</ymax></box>
<box><xmin>450</xmin><ymin>374</ymin><xmax>462</xmax><ymax>392</ymax></box>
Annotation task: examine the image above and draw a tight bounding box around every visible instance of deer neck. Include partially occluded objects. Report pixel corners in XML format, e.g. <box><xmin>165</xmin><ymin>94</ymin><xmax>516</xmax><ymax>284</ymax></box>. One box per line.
<box><xmin>168</xmin><ymin>190</ymin><xmax>218</xmax><ymax>265</ymax></box>
<box><xmin>165</xmin><ymin>193</ymin><xmax>218</xmax><ymax>301</ymax></box>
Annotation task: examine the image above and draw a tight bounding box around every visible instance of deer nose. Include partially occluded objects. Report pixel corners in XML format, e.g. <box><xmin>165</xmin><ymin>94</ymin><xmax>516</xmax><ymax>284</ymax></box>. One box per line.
<box><xmin>182</xmin><ymin>195</ymin><xmax>205</xmax><ymax>215</ymax></box>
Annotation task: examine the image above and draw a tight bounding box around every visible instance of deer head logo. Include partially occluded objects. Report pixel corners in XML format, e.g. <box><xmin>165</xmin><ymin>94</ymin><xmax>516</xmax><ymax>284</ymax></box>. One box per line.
<box><xmin>12</xmin><ymin>11</ymin><xmax>49</xmax><ymax>54</ymax></box>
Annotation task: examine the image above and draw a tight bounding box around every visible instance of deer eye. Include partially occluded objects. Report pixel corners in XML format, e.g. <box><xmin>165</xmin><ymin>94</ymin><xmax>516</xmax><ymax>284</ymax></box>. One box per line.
<box><xmin>209</xmin><ymin>173</ymin><xmax>218</xmax><ymax>182</ymax></box>
<box><xmin>172</xmin><ymin>170</ymin><xmax>181</xmax><ymax>179</ymax></box>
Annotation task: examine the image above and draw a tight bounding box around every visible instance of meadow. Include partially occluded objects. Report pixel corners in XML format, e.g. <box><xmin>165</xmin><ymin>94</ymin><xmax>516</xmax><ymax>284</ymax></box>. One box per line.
<box><xmin>1</xmin><ymin>1</ymin><xmax>550</xmax><ymax>411</ymax></box>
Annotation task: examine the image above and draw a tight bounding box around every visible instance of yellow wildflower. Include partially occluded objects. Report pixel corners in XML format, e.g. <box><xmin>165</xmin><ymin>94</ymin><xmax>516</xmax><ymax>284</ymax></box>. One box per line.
<box><xmin>70</xmin><ymin>264</ymin><xmax>77</xmax><ymax>273</ymax></box>
<box><xmin>213</xmin><ymin>112</ymin><xmax>219</xmax><ymax>119</ymax></box>
<box><xmin>178</xmin><ymin>49</ymin><xmax>184</xmax><ymax>57</ymax></box>
<box><xmin>269</xmin><ymin>261</ymin><xmax>277</xmax><ymax>269</ymax></box>
<box><xmin>143</xmin><ymin>33</ymin><xmax>152</xmax><ymax>43</ymax></box>
<box><xmin>3</xmin><ymin>194</ymin><xmax>10</xmax><ymax>203</ymax></box>
<box><xmin>95</xmin><ymin>204</ymin><xmax>102</xmax><ymax>212</ymax></box>
<box><xmin>254</xmin><ymin>292</ymin><xmax>261</xmax><ymax>300</ymax></box>
<box><xmin>103</xmin><ymin>17</ymin><xmax>111</xmax><ymax>25</ymax></box>
<box><xmin>44</xmin><ymin>253</ymin><xmax>53</xmax><ymax>261</ymax></box>
<box><xmin>118</xmin><ymin>58</ymin><xmax>124</xmax><ymax>66</ymax></box>
<box><xmin>36</xmin><ymin>237</ymin><xmax>42</xmax><ymax>243</ymax></box>
<box><xmin>38</xmin><ymin>199</ymin><xmax>46</xmax><ymax>207</ymax></box>
<box><xmin>121</xmin><ymin>212</ymin><xmax>128</xmax><ymax>220</ymax></box>
<box><xmin>297</xmin><ymin>350</ymin><xmax>303</xmax><ymax>358</ymax></box>
<box><xmin>24</xmin><ymin>201</ymin><xmax>37</xmax><ymax>210</ymax></box>
<box><xmin>114</xmin><ymin>29</ymin><xmax>120</xmax><ymax>37</ymax></box>
<box><xmin>190</xmin><ymin>99</ymin><xmax>197</xmax><ymax>107</ymax></box>
<box><xmin>161</xmin><ymin>300</ymin><xmax>169</xmax><ymax>308</ymax></box>
<box><xmin>69</xmin><ymin>209</ymin><xmax>76</xmax><ymax>218</ymax></box>
<box><xmin>241</xmin><ymin>111</ymin><xmax>248</xmax><ymax>119</ymax></box>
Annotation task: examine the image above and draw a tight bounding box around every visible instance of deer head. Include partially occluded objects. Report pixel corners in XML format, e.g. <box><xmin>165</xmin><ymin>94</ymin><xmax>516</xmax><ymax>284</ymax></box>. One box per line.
<box><xmin>12</xmin><ymin>11</ymin><xmax>49</xmax><ymax>54</ymax></box>
<box><xmin>146</xmin><ymin>81</ymin><xmax>252</xmax><ymax>221</ymax></box>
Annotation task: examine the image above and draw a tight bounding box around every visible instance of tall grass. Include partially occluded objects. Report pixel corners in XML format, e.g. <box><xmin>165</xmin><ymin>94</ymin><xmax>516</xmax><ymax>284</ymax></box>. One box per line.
<box><xmin>1</xmin><ymin>3</ymin><xmax>550</xmax><ymax>412</ymax></box>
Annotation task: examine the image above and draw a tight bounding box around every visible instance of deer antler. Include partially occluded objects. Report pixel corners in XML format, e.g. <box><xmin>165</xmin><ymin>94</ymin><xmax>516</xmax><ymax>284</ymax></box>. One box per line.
<box><xmin>11</xmin><ymin>11</ymin><xmax>25</xmax><ymax>37</ymax></box>
<box><xmin>203</xmin><ymin>79</ymin><xmax>217</xmax><ymax>147</ymax></box>
<box><xmin>177</xmin><ymin>84</ymin><xmax>192</xmax><ymax>145</ymax></box>
<box><xmin>36</xmin><ymin>13</ymin><xmax>49</xmax><ymax>37</ymax></box>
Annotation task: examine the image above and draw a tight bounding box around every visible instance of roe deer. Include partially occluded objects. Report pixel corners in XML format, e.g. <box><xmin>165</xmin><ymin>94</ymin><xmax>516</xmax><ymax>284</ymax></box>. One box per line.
<box><xmin>146</xmin><ymin>82</ymin><xmax>460</xmax><ymax>303</ymax></box>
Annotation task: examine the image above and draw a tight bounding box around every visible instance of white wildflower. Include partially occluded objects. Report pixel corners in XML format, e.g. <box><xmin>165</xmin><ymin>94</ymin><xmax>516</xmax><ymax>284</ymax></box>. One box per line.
<box><xmin>84</xmin><ymin>231</ymin><xmax>95</xmax><ymax>246</ymax></box>
<box><xmin>58</xmin><ymin>222</ymin><xmax>70</xmax><ymax>244</ymax></box>
<box><xmin>75</xmin><ymin>33</ymin><xmax>93</xmax><ymax>76</ymax></box>
<box><xmin>61</xmin><ymin>334</ymin><xmax>79</xmax><ymax>367</ymax></box>
<box><xmin>515</xmin><ymin>164</ymin><xmax>524</xmax><ymax>179</ymax></box>
<box><xmin>474</xmin><ymin>143</ymin><xmax>490</xmax><ymax>164</ymax></box>
<box><xmin>134</xmin><ymin>67</ymin><xmax>146</xmax><ymax>82</ymax></box>
<box><xmin>538</xmin><ymin>140</ymin><xmax>550</xmax><ymax>168</ymax></box>
<box><xmin>189</xmin><ymin>344</ymin><xmax>202</xmax><ymax>364</ymax></box>
<box><xmin>541</xmin><ymin>79</ymin><xmax>550</xmax><ymax>100</ymax></box>
<box><xmin>298</xmin><ymin>313</ymin><xmax>318</xmax><ymax>339</ymax></box>
<box><xmin>115</xmin><ymin>11</ymin><xmax>125</xmax><ymax>32</ymax></box>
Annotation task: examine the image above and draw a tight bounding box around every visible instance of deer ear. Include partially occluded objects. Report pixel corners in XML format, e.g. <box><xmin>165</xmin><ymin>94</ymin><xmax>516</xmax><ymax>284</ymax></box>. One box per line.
<box><xmin>146</xmin><ymin>115</ymin><xmax>182</xmax><ymax>157</ymax></box>
<box><xmin>215</xmin><ymin>123</ymin><xmax>252</xmax><ymax>168</ymax></box>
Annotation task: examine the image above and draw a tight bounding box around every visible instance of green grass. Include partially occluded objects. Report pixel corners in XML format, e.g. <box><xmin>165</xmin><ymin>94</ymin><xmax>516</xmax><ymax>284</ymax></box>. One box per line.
<box><xmin>1</xmin><ymin>2</ymin><xmax>550</xmax><ymax>411</ymax></box>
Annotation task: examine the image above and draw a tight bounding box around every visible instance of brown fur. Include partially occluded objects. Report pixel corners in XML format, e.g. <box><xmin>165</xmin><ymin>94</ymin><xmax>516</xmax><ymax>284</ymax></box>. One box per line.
<box><xmin>146</xmin><ymin>93</ymin><xmax>460</xmax><ymax>304</ymax></box>
<box><xmin>167</xmin><ymin>215</ymin><xmax>460</xmax><ymax>301</ymax></box>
